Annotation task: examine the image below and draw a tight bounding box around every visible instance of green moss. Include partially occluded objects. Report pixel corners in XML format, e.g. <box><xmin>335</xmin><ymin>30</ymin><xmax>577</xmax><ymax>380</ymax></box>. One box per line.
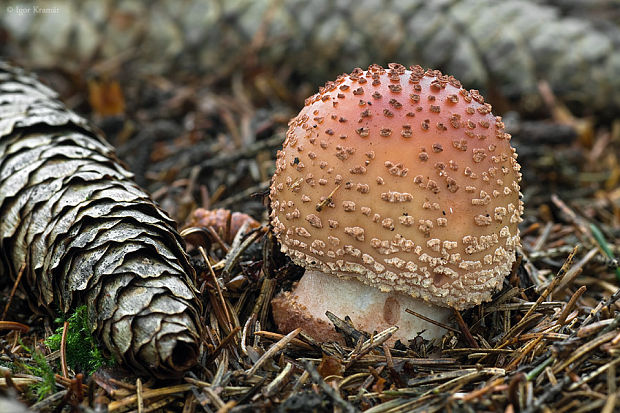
<box><xmin>45</xmin><ymin>305</ymin><xmax>113</xmax><ymax>375</ymax></box>
<box><xmin>18</xmin><ymin>341</ymin><xmax>56</xmax><ymax>401</ymax></box>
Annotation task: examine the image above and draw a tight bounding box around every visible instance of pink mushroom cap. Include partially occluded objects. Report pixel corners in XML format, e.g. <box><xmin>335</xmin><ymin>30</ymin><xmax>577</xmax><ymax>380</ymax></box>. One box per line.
<box><xmin>270</xmin><ymin>64</ymin><xmax>522</xmax><ymax>344</ymax></box>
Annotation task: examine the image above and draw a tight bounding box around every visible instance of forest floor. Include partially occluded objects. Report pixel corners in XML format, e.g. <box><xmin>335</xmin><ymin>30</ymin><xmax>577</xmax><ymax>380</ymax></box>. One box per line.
<box><xmin>1</xmin><ymin>56</ymin><xmax>620</xmax><ymax>412</ymax></box>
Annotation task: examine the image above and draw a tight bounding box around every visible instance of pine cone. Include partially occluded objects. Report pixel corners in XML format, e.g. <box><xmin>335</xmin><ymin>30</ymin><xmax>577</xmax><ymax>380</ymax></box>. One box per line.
<box><xmin>0</xmin><ymin>63</ymin><xmax>202</xmax><ymax>379</ymax></box>
<box><xmin>2</xmin><ymin>0</ymin><xmax>620</xmax><ymax>113</ymax></box>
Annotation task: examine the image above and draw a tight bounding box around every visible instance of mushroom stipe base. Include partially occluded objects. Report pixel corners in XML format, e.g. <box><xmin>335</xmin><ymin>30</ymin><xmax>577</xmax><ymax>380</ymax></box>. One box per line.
<box><xmin>271</xmin><ymin>270</ymin><xmax>452</xmax><ymax>345</ymax></box>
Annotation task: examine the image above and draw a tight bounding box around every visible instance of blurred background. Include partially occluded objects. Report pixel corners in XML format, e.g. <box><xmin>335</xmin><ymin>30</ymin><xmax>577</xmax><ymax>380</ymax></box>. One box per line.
<box><xmin>1</xmin><ymin>0</ymin><xmax>619</xmax><ymax>250</ymax></box>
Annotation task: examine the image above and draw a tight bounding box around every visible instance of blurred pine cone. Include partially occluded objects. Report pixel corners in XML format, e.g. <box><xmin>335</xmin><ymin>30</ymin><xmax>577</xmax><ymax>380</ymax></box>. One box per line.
<box><xmin>0</xmin><ymin>62</ymin><xmax>202</xmax><ymax>378</ymax></box>
<box><xmin>2</xmin><ymin>0</ymin><xmax>620</xmax><ymax>114</ymax></box>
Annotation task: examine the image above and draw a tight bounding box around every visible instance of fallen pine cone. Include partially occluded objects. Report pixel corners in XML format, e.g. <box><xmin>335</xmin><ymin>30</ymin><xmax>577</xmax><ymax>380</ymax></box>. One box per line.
<box><xmin>0</xmin><ymin>62</ymin><xmax>202</xmax><ymax>379</ymax></box>
<box><xmin>3</xmin><ymin>0</ymin><xmax>620</xmax><ymax>115</ymax></box>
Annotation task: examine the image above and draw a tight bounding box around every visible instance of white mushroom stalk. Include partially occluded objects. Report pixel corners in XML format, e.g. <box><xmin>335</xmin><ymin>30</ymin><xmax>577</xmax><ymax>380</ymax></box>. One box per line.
<box><xmin>272</xmin><ymin>270</ymin><xmax>452</xmax><ymax>344</ymax></box>
<box><xmin>270</xmin><ymin>64</ymin><xmax>522</xmax><ymax>345</ymax></box>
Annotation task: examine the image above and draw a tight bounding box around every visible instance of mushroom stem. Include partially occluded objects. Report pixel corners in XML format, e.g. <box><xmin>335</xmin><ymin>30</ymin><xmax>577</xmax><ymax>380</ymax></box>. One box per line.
<box><xmin>272</xmin><ymin>270</ymin><xmax>452</xmax><ymax>345</ymax></box>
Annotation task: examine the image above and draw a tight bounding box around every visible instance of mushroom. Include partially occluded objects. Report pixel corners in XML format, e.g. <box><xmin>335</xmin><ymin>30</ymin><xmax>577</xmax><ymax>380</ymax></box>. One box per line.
<box><xmin>185</xmin><ymin>208</ymin><xmax>260</xmax><ymax>244</ymax></box>
<box><xmin>270</xmin><ymin>64</ymin><xmax>522</xmax><ymax>345</ymax></box>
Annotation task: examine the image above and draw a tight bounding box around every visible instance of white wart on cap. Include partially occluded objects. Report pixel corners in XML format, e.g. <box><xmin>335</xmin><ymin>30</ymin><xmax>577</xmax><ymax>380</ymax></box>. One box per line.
<box><xmin>270</xmin><ymin>64</ymin><xmax>522</xmax><ymax>343</ymax></box>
